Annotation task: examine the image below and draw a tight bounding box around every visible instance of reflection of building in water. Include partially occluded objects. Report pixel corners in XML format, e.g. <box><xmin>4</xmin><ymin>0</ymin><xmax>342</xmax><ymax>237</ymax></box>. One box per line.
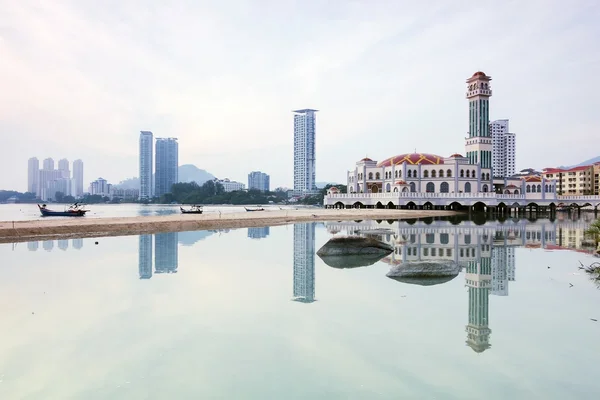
<box><xmin>293</xmin><ymin>223</ymin><xmax>316</xmax><ymax>303</ymax></box>
<box><xmin>72</xmin><ymin>238</ymin><xmax>83</xmax><ymax>250</ymax></box>
<box><xmin>248</xmin><ymin>227</ymin><xmax>270</xmax><ymax>239</ymax></box>
<box><xmin>43</xmin><ymin>241</ymin><xmax>54</xmax><ymax>252</ymax></box>
<box><xmin>139</xmin><ymin>235</ymin><xmax>153</xmax><ymax>279</ymax></box>
<box><xmin>58</xmin><ymin>239</ymin><xmax>69</xmax><ymax>251</ymax></box>
<box><xmin>155</xmin><ymin>232</ymin><xmax>178</xmax><ymax>274</ymax></box>
<box><xmin>466</xmin><ymin>236</ymin><xmax>492</xmax><ymax>352</ymax></box>
<box><xmin>27</xmin><ymin>241</ymin><xmax>39</xmax><ymax>251</ymax></box>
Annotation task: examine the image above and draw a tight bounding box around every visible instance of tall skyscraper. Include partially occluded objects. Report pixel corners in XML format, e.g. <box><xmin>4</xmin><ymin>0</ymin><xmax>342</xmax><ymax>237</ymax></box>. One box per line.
<box><xmin>155</xmin><ymin>138</ymin><xmax>178</xmax><ymax>197</ymax></box>
<box><xmin>27</xmin><ymin>157</ymin><xmax>39</xmax><ymax>194</ymax></box>
<box><xmin>292</xmin><ymin>223</ymin><xmax>316</xmax><ymax>303</ymax></box>
<box><xmin>490</xmin><ymin>119</ymin><xmax>516</xmax><ymax>178</ymax></box>
<box><xmin>248</xmin><ymin>171</ymin><xmax>270</xmax><ymax>192</ymax></box>
<box><xmin>139</xmin><ymin>235</ymin><xmax>153</xmax><ymax>279</ymax></box>
<box><xmin>465</xmin><ymin>72</ymin><xmax>493</xmax><ymax>189</ymax></box>
<box><xmin>43</xmin><ymin>157</ymin><xmax>54</xmax><ymax>170</ymax></box>
<box><xmin>72</xmin><ymin>159</ymin><xmax>84</xmax><ymax>197</ymax></box>
<box><xmin>139</xmin><ymin>131</ymin><xmax>154</xmax><ymax>200</ymax></box>
<box><xmin>58</xmin><ymin>158</ymin><xmax>70</xmax><ymax>178</ymax></box>
<box><xmin>293</xmin><ymin>109</ymin><xmax>318</xmax><ymax>195</ymax></box>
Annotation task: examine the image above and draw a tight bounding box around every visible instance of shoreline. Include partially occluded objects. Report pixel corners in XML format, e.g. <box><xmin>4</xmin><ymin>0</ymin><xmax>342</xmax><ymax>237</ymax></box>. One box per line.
<box><xmin>0</xmin><ymin>209</ymin><xmax>458</xmax><ymax>244</ymax></box>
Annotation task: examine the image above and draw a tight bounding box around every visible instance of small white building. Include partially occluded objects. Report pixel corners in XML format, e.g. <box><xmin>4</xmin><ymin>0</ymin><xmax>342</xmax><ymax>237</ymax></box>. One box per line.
<box><xmin>217</xmin><ymin>178</ymin><xmax>246</xmax><ymax>192</ymax></box>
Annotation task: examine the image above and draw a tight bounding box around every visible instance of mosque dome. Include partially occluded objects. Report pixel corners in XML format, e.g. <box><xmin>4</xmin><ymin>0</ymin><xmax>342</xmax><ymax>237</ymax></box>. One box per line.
<box><xmin>377</xmin><ymin>153</ymin><xmax>445</xmax><ymax>167</ymax></box>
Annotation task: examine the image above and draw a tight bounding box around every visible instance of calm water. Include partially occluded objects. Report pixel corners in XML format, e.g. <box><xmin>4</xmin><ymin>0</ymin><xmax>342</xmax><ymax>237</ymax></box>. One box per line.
<box><xmin>1</xmin><ymin>216</ymin><xmax>599</xmax><ymax>399</ymax></box>
<box><xmin>0</xmin><ymin>203</ymin><xmax>306</xmax><ymax>221</ymax></box>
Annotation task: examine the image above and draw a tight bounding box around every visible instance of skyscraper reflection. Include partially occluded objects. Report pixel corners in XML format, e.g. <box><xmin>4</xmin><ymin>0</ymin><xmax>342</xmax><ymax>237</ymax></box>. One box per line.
<box><xmin>248</xmin><ymin>227</ymin><xmax>270</xmax><ymax>239</ymax></box>
<box><xmin>293</xmin><ymin>223</ymin><xmax>316</xmax><ymax>303</ymax></box>
<box><xmin>155</xmin><ymin>232</ymin><xmax>178</xmax><ymax>274</ymax></box>
<box><xmin>42</xmin><ymin>241</ymin><xmax>54</xmax><ymax>252</ymax></box>
<box><xmin>27</xmin><ymin>241</ymin><xmax>39</xmax><ymax>251</ymax></box>
<box><xmin>58</xmin><ymin>239</ymin><xmax>69</xmax><ymax>251</ymax></box>
<box><xmin>72</xmin><ymin>238</ymin><xmax>83</xmax><ymax>250</ymax></box>
<box><xmin>139</xmin><ymin>235</ymin><xmax>153</xmax><ymax>279</ymax></box>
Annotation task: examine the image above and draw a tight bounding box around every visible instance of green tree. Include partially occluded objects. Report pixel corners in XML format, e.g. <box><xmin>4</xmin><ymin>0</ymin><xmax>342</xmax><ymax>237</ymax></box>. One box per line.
<box><xmin>585</xmin><ymin>219</ymin><xmax>600</xmax><ymax>245</ymax></box>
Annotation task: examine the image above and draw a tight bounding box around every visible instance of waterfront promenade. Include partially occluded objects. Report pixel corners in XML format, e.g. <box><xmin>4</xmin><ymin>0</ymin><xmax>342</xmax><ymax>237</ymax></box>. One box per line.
<box><xmin>0</xmin><ymin>208</ymin><xmax>457</xmax><ymax>243</ymax></box>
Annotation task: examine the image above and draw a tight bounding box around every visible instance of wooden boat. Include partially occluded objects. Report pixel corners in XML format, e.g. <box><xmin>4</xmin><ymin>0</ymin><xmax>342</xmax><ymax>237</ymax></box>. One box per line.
<box><xmin>180</xmin><ymin>205</ymin><xmax>203</xmax><ymax>214</ymax></box>
<box><xmin>38</xmin><ymin>203</ymin><xmax>88</xmax><ymax>217</ymax></box>
<box><xmin>244</xmin><ymin>206</ymin><xmax>265</xmax><ymax>212</ymax></box>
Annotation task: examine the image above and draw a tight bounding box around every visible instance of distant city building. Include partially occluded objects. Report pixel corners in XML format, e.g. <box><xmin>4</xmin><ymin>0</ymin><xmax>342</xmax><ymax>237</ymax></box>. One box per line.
<box><xmin>595</xmin><ymin>164</ymin><xmax>600</xmax><ymax>195</ymax></box>
<box><xmin>248</xmin><ymin>227</ymin><xmax>270</xmax><ymax>239</ymax></box>
<box><xmin>216</xmin><ymin>178</ymin><xmax>245</xmax><ymax>192</ymax></box>
<box><xmin>27</xmin><ymin>157</ymin><xmax>39</xmax><ymax>194</ymax></box>
<box><xmin>155</xmin><ymin>137</ymin><xmax>179</xmax><ymax>197</ymax></box>
<box><xmin>38</xmin><ymin>169</ymin><xmax>63</xmax><ymax>200</ymax></box>
<box><xmin>58</xmin><ymin>158</ymin><xmax>70</xmax><ymax>179</ymax></box>
<box><xmin>248</xmin><ymin>171</ymin><xmax>270</xmax><ymax>192</ymax></box>
<box><xmin>72</xmin><ymin>159</ymin><xmax>84</xmax><ymax>197</ymax></box>
<box><xmin>155</xmin><ymin>232</ymin><xmax>178</xmax><ymax>274</ymax></box>
<box><xmin>293</xmin><ymin>109</ymin><xmax>318</xmax><ymax>196</ymax></box>
<box><xmin>543</xmin><ymin>164</ymin><xmax>597</xmax><ymax>196</ymax></box>
<box><xmin>139</xmin><ymin>131</ymin><xmax>154</xmax><ymax>200</ymax></box>
<box><xmin>43</xmin><ymin>157</ymin><xmax>54</xmax><ymax>170</ymax></box>
<box><xmin>139</xmin><ymin>235</ymin><xmax>153</xmax><ymax>279</ymax></box>
<box><xmin>490</xmin><ymin>119</ymin><xmax>516</xmax><ymax>178</ymax></box>
<box><xmin>292</xmin><ymin>223</ymin><xmax>316</xmax><ymax>303</ymax></box>
<box><xmin>47</xmin><ymin>177</ymin><xmax>71</xmax><ymax>201</ymax></box>
<box><xmin>111</xmin><ymin>188</ymin><xmax>140</xmax><ymax>201</ymax></box>
<box><xmin>90</xmin><ymin>177</ymin><xmax>111</xmax><ymax>196</ymax></box>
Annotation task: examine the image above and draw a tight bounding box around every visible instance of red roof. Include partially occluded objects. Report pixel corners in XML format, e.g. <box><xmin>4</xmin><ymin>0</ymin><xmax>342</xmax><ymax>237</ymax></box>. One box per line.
<box><xmin>359</xmin><ymin>157</ymin><xmax>373</xmax><ymax>162</ymax></box>
<box><xmin>523</xmin><ymin>176</ymin><xmax>542</xmax><ymax>183</ymax></box>
<box><xmin>449</xmin><ymin>153</ymin><xmax>464</xmax><ymax>158</ymax></box>
<box><xmin>505</xmin><ymin>184</ymin><xmax>519</xmax><ymax>189</ymax></box>
<box><xmin>395</xmin><ymin>180</ymin><xmax>407</xmax><ymax>185</ymax></box>
<box><xmin>544</xmin><ymin>165</ymin><xmax>593</xmax><ymax>174</ymax></box>
<box><xmin>377</xmin><ymin>153</ymin><xmax>444</xmax><ymax>167</ymax></box>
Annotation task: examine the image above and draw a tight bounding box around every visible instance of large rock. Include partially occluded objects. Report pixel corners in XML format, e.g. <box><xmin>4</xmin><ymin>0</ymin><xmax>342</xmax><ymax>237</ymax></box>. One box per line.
<box><xmin>319</xmin><ymin>253</ymin><xmax>389</xmax><ymax>269</ymax></box>
<box><xmin>317</xmin><ymin>236</ymin><xmax>393</xmax><ymax>269</ymax></box>
<box><xmin>386</xmin><ymin>260</ymin><xmax>460</xmax><ymax>286</ymax></box>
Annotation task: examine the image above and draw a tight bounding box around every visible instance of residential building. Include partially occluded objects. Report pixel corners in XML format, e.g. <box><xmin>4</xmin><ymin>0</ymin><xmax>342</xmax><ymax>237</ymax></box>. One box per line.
<box><xmin>490</xmin><ymin>119</ymin><xmax>516</xmax><ymax>178</ymax></box>
<box><xmin>216</xmin><ymin>178</ymin><xmax>245</xmax><ymax>192</ymax></box>
<box><xmin>27</xmin><ymin>157</ymin><xmax>39</xmax><ymax>194</ymax></box>
<box><xmin>43</xmin><ymin>157</ymin><xmax>54</xmax><ymax>170</ymax></box>
<box><xmin>90</xmin><ymin>177</ymin><xmax>111</xmax><ymax>196</ymax></box>
<box><xmin>139</xmin><ymin>131</ymin><xmax>154</xmax><ymax>200</ymax></box>
<box><xmin>58</xmin><ymin>158</ymin><xmax>70</xmax><ymax>178</ymax></box>
<box><xmin>542</xmin><ymin>165</ymin><xmax>595</xmax><ymax>196</ymax></box>
<box><xmin>72</xmin><ymin>159</ymin><xmax>84</xmax><ymax>197</ymax></box>
<box><xmin>248</xmin><ymin>171</ymin><xmax>270</xmax><ymax>192</ymax></box>
<box><xmin>47</xmin><ymin>178</ymin><xmax>71</xmax><ymax>200</ymax></box>
<box><xmin>594</xmin><ymin>163</ymin><xmax>600</xmax><ymax>195</ymax></box>
<box><xmin>111</xmin><ymin>188</ymin><xmax>140</xmax><ymax>201</ymax></box>
<box><xmin>155</xmin><ymin>137</ymin><xmax>179</xmax><ymax>197</ymax></box>
<box><xmin>38</xmin><ymin>169</ymin><xmax>63</xmax><ymax>200</ymax></box>
<box><xmin>293</xmin><ymin>109</ymin><xmax>318</xmax><ymax>195</ymax></box>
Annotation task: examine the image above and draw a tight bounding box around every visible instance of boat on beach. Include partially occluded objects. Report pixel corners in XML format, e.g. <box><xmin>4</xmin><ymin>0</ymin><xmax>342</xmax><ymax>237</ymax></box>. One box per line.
<box><xmin>180</xmin><ymin>205</ymin><xmax>203</xmax><ymax>214</ymax></box>
<box><xmin>244</xmin><ymin>206</ymin><xmax>265</xmax><ymax>212</ymax></box>
<box><xmin>38</xmin><ymin>203</ymin><xmax>89</xmax><ymax>217</ymax></box>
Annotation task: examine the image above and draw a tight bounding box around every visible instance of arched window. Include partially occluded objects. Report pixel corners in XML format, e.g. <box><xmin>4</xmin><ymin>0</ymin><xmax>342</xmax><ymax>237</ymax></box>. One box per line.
<box><xmin>413</xmin><ymin>170</ymin><xmax>418</xmax><ymax>178</ymax></box>
<box><xmin>440</xmin><ymin>233</ymin><xmax>449</xmax><ymax>244</ymax></box>
<box><xmin>514</xmin><ymin>189</ymin><xmax>519</xmax><ymax>194</ymax></box>
<box><xmin>398</xmin><ymin>170</ymin><xmax>402</xmax><ymax>178</ymax></box>
<box><xmin>395</xmin><ymin>171</ymin><xmax>398</xmax><ymax>178</ymax></box>
<box><xmin>426</xmin><ymin>182</ymin><xmax>435</xmax><ymax>192</ymax></box>
<box><xmin>466</xmin><ymin>170</ymin><xmax>471</xmax><ymax>178</ymax></box>
<box><xmin>483</xmin><ymin>184</ymin><xmax>488</xmax><ymax>192</ymax></box>
<box><xmin>439</xmin><ymin>169</ymin><xmax>444</xmax><ymax>178</ymax></box>
<box><xmin>481</xmin><ymin>172</ymin><xmax>485</xmax><ymax>180</ymax></box>
<box><xmin>410</xmin><ymin>182</ymin><xmax>416</xmax><ymax>192</ymax></box>
<box><xmin>465</xmin><ymin>182</ymin><xmax>471</xmax><ymax>193</ymax></box>
<box><xmin>504</xmin><ymin>189</ymin><xmax>510</xmax><ymax>194</ymax></box>
<box><xmin>394</xmin><ymin>187</ymin><xmax>399</xmax><ymax>192</ymax></box>
<box><xmin>447</xmin><ymin>169</ymin><xmax>452</xmax><ymax>177</ymax></box>
<box><xmin>386</xmin><ymin>183</ymin><xmax>391</xmax><ymax>192</ymax></box>
<box><xmin>431</xmin><ymin>170</ymin><xmax>437</xmax><ymax>178</ymax></box>
<box><xmin>375</xmin><ymin>172</ymin><xmax>380</xmax><ymax>180</ymax></box>
<box><xmin>536</xmin><ymin>184</ymin><xmax>541</xmax><ymax>192</ymax></box>
<box><xmin>423</xmin><ymin>170</ymin><xmax>429</xmax><ymax>178</ymax></box>
<box><xmin>460</xmin><ymin>170</ymin><xmax>464</xmax><ymax>178</ymax></box>
<box><xmin>440</xmin><ymin>182</ymin><xmax>449</xmax><ymax>193</ymax></box>
<box><xmin>526</xmin><ymin>185</ymin><xmax>531</xmax><ymax>193</ymax></box>
<box><xmin>368</xmin><ymin>172</ymin><xmax>373</xmax><ymax>180</ymax></box>
<box><xmin>486</xmin><ymin>173</ymin><xmax>490</xmax><ymax>180</ymax></box>
<box><xmin>401</xmin><ymin>187</ymin><xmax>407</xmax><ymax>192</ymax></box>
<box><xmin>407</xmin><ymin>170</ymin><xmax>412</xmax><ymax>178</ymax></box>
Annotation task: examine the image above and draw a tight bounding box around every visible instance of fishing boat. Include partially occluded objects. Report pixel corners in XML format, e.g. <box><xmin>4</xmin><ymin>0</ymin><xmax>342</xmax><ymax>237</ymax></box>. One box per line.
<box><xmin>38</xmin><ymin>203</ymin><xmax>89</xmax><ymax>217</ymax></box>
<box><xmin>180</xmin><ymin>205</ymin><xmax>203</xmax><ymax>214</ymax></box>
<box><xmin>244</xmin><ymin>206</ymin><xmax>265</xmax><ymax>212</ymax></box>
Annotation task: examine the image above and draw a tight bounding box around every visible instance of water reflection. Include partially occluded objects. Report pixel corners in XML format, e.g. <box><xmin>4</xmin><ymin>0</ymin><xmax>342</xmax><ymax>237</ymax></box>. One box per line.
<box><xmin>293</xmin><ymin>223</ymin><xmax>316</xmax><ymax>303</ymax></box>
<box><xmin>325</xmin><ymin>216</ymin><xmax>596</xmax><ymax>353</ymax></box>
<box><xmin>27</xmin><ymin>238</ymin><xmax>84</xmax><ymax>252</ymax></box>
<box><xmin>137</xmin><ymin>233</ymin><xmax>179</xmax><ymax>278</ymax></box>
<box><xmin>248</xmin><ymin>227</ymin><xmax>270</xmax><ymax>239</ymax></box>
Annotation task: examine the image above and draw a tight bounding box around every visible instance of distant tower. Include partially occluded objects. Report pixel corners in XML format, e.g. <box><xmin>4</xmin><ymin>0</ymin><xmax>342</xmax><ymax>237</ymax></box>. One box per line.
<box><xmin>139</xmin><ymin>131</ymin><xmax>154</xmax><ymax>200</ymax></box>
<box><xmin>27</xmin><ymin>157</ymin><xmax>39</xmax><ymax>194</ymax></box>
<box><xmin>58</xmin><ymin>158</ymin><xmax>70</xmax><ymax>178</ymax></box>
<box><xmin>293</xmin><ymin>109</ymin><xmax>318</xmax><ymax>195</ymax></box>
<box><xmin>465</xmin><ymin>72</ymin><xmax>493</xmax><ymax>188</ymax></box>
<box><xmin>490</xmin><ymin>119</ymin><xmax>516</xmax><ymax>178</ymax></box>
<box><xmin>72</xmin><ymin>159</ymin><xmax>84</xmax><ymax>197</ymax></box>
<box><xmin>139</xmin><ymin>235</ymin><xmax>153</xmax><ymax>279</ymax></box>
<box><xmin>465</xmin><ymin>238</ymin><xmax>492</xmax><ymax>353</ymax></box>
<box><xmin>155</xmin><ymin>138</ymin><xmax>179</xmax><ymax>197</ymax></box>
<box><xmin>43</xmin><ymin>157</ymin><xmax>54</xmax><ymax>170</ymax></box>
<box><xmin>292</xmin><ymin>223</ymin><xmax>316</xmax><ymax>303</ymax></box>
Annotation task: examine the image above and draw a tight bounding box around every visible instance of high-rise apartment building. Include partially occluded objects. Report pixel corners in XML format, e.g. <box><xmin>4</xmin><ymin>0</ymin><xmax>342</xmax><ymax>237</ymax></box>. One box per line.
<box><xmin>465</xmin><ymin>72</ymin><xmax>493</xmax><ymax>188</ymax></box>
<box><xmin>293</xmin><ymin>109</ymin><xmax>318</xmax><ymax>195</ymax></box>
<box><xmin>58</xmin><ymin>158</ymin><xmax>70</xmax><ymax>178</ymax></box>
<box><xmin>27</xmin><ymin>157</ymin><xmax>39</xmax><ymax>194</ymax></box>
<box><xmin>139</xmin><ymin>131</ymin><xmax>154</xmax><ymax>200</ymax></box>
<box><xmin>248</xmin><ymin>171</ymin><xmax>270</xmax><ymax>192</ymax></box>
<box><xmin>543</xmin><ymin>165</ymin><xmax>595</xmax><ymax>195</ymax></box>
<box><xmin>43</xmin><ymin>157</ymin><xmax>54</xmax><ymax>170</ymax></box>
<box><xmin>72</xmin><ymin>159</ymin><xmax>84</xmax><ymax>197</ymax></box>
<box><xmin>155</xmin><ymin>138</ymin><xmax>178</xmax><ymax>197</ymax></box>
<box><xmin>490</xmin><ymin>119</ymin><xmax>516</xmax><ymax>178</ymax></box>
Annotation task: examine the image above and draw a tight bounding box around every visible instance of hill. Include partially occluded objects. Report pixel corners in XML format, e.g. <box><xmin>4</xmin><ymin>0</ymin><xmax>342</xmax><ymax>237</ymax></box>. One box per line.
<box><xmin>559</xmin><ymin>156</ymin><xmax>600</xmax><ymax>169</ymax></box>
<box><xmin>115</xmin><ymin>165</ymin><xmax>215</xmax><ymax>189</ymax></box>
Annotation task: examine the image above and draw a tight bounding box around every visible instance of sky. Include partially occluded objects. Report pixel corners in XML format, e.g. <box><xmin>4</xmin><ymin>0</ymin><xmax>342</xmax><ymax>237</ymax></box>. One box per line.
<box><xmin>1</xmin><ymin>0</ymin><xmax>599</xmax><ymax>192</ymax></box>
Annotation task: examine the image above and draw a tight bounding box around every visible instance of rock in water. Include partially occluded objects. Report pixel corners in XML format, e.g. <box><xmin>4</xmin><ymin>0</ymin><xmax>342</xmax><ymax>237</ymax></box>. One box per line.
<box><xmin>386</xmin><ymin>260</ymin><xmax>460</xmax><ymax>286</ymax></box>
<box><xmin>317</xmin><ymin>236</ymin><xmax>393</xmax><ymax>269</ymax></box>
<box><xmin>319</xmin><ymin>253</ymin><xmax>389</xmax><ymax>269</ymax></box>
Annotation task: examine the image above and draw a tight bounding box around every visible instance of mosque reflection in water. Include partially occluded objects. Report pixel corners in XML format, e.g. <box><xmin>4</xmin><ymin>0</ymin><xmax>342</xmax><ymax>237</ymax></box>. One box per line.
<box><xmin>324</xmin><ymin>213</ymin><xmax>596</xmax><ymax>353</ymax></box>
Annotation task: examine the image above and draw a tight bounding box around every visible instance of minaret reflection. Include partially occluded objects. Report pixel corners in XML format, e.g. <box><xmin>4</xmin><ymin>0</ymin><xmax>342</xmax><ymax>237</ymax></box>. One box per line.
<box><xmin>155</xmin><ymin>232</ymin><xmax>178</xmax><ymax>274</ymax></box>
<box><xmin>292</xmin><ymin>223</ymin><xmax>316</xmax><ymax>303</ymax></box>
<box><xmin>139</xmin><ymin>235</ymin><xmax>153</xmax><ymax>279</ymax></box>
<box><xmin>465</xmin><ymin>234</ymin><xmax>492</xmax><ymax>353</ymax></box>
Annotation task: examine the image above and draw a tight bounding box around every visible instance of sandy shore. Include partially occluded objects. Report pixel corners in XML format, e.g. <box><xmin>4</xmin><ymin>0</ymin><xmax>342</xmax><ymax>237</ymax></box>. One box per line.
<box><xmin>0</xmin><ymin>209</ymin><xmax>458</xmax><ymax>243</ymax></box>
